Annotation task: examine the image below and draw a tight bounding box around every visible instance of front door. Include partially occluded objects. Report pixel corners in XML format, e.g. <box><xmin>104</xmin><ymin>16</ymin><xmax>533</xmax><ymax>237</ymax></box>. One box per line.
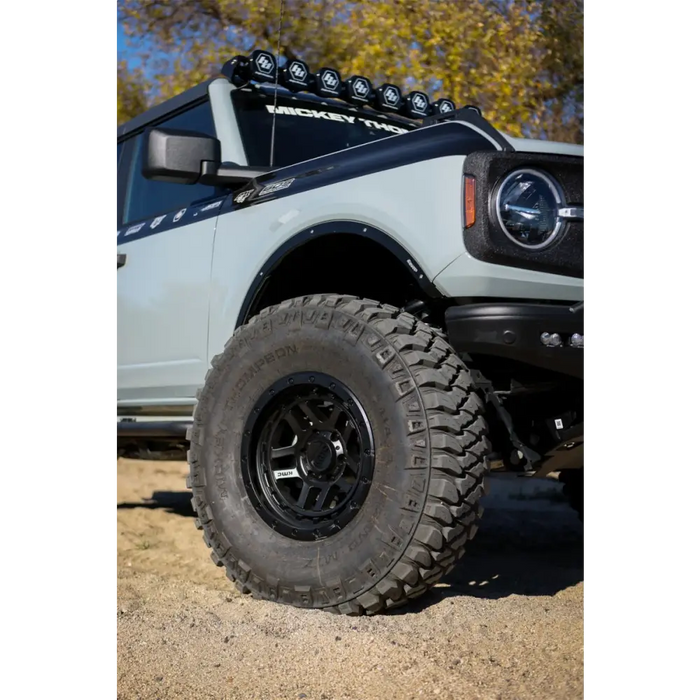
<box><xmin>117</xmin><ymin>98</ymin><xmax>224</xmax><ymax>408</ymax></box>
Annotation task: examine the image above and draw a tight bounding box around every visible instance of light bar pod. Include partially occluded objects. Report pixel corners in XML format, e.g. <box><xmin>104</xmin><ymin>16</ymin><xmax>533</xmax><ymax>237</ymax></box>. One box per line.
<box><xmin>345</xmin><ymin>75</ymin><xmax>374</xmax><ymax>106</ymax></box>
<box><xmin>248</xmin><ymin>49</ymin><xmax>277</xmax><ymax>82</ymax></box>
<box><xmin>403</xmin><ymin>91</ymin><xmax>431</xmax><ymax>119</ymax></box>
<box><xmin>431</xmin><ymin>98</ymin><xmax>456</xmax><ymax>115</ymax></box>
<box><xmin>279</xmin><ymin>59</ymin><xmax>313</xmax><ymax>92</ymax></box>
<box><xmin>221</xmin><ymin>50</ymin><xmax>278</xmax><ymax>86</ymax></box>
<box><xmin>374</xmin><ymin>83</ymin><xmax>403</xmax><ymax>113</ymax></box>
<box><xmin>313</xmin><ymin>67</ymin><xmax>343</xmax><ymax>98</ymax></box>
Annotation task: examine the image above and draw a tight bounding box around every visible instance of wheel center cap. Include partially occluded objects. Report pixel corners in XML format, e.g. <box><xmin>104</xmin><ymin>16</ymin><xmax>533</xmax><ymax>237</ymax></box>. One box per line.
<box><xmin>306</xmin><ymin>437</ymin><xmax>334</xmax><ymax>473</ymax></box>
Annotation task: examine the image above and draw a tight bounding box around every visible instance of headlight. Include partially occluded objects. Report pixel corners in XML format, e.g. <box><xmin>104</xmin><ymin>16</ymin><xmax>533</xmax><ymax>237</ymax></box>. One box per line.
<box><xmin>495</xmin><ymin>169</ymin><xmax>564</xmax><ymax>249</ymax></box>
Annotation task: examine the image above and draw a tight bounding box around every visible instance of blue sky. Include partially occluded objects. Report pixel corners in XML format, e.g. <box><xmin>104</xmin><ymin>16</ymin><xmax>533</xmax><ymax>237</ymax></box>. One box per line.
<box><xmin>118</xmin><ymin>20</ymin><xmax>173</xmax><ymax>79</ymax></box>
<box><xmin>118</xmin><ymin>22</ymin><xmax>142</xmax><ymax>69</ymax></box>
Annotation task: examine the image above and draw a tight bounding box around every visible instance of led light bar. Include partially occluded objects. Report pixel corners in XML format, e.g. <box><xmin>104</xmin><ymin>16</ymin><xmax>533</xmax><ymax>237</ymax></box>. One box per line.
<box><xmin>220</xmin><ymin>50</ymin><xmax>471</xmax><ymax>119</ymax></box>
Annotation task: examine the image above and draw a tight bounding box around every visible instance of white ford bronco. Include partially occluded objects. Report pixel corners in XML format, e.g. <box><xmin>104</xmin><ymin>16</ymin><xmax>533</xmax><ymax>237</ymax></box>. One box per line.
<box><xmin>117</xmin><ymin>50</ymin><xmax>583</xmax><ymax>614</ymax></box>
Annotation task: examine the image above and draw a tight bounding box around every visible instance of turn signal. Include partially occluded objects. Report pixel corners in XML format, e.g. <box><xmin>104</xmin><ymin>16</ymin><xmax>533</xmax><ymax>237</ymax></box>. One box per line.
<box><xmin>464</xmin><ymin>177</ymin><xmax>476</xmax><ymax>228</ymax></box>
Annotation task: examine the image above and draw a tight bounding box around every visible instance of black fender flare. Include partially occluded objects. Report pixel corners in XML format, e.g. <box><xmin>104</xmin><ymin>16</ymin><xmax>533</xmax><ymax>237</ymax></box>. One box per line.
<box><xmin>235</xmin><ymin>220</ymin><xmax>442</xmax><ymax>328</ymax></box>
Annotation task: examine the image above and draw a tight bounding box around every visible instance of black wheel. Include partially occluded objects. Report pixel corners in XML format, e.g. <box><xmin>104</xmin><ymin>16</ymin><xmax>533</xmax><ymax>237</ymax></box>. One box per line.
<box><xmin>560</xmin><ymin>468</ymin><xmax>583</xmax><ymax>521</ymax></box>
<box><xmin>187</xmin><ymin>295</ymin><xmax>490</xmax><ymax>614</ymax></box>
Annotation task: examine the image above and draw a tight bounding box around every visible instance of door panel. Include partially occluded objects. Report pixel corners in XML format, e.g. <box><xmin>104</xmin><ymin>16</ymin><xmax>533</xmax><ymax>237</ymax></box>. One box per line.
<box><xmin>117</xmin><ymin>98</ymin><xmax>221</xmax><ymax>404</ymax></box>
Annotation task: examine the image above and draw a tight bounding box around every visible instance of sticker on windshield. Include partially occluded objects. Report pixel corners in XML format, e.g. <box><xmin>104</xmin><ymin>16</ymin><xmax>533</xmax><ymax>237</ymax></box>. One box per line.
<box><xmin>265</xmin><ymin>105</ymin><xmax>409</xmax><ymax>134</ymax></box>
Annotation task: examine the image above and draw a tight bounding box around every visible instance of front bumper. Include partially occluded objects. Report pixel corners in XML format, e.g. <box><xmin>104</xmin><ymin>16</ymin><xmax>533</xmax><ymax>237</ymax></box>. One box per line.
<box><xmin>445</xmin><ymin>302</ymin><xmax>583</xmax><ymax>379</ymax></box>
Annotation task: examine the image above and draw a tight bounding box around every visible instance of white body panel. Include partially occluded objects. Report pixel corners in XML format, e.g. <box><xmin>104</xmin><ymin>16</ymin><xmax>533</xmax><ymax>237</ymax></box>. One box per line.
<box><xmin>433</xmin><ymin>252</ymin><xmax>583</xmax><ymax>301</ymax></box>
<box><xmin>117</xmin><ymin>218</ymin><xmax>216</xmax><ymax>402</ymax></box>
<box><xmin>501</xmin><ymin>134</ymin><xmax>583</xmax><ymax>158</ymax></box>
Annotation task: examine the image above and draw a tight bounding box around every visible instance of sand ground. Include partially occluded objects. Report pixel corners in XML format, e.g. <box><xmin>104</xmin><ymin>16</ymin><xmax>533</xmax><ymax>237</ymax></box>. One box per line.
<box><xmin>117</xmin><ymin>458</ymin><xmax>583</xmax><ymax>700</ymax></box>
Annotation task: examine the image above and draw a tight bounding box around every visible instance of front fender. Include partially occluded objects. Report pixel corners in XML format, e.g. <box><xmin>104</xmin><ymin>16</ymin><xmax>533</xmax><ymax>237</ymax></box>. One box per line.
<box><xmin>207</xmin><ymin>154</ymin><xmax>470</xmax><ymax>357</ymax></box>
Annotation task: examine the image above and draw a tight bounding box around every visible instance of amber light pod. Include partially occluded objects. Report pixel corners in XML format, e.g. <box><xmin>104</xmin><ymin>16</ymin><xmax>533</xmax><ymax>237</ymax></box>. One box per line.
<box><xmin>464</xmin><ymin>176</ymin><xmax>476</xmax><ymax>228</ymax></box>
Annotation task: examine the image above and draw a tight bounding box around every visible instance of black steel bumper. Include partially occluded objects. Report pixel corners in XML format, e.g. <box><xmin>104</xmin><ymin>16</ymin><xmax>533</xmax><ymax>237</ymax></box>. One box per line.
<box><xmin>445</xmin><ymin>302</ymin><xmax>583</xmax><ymax>379</ymax></box>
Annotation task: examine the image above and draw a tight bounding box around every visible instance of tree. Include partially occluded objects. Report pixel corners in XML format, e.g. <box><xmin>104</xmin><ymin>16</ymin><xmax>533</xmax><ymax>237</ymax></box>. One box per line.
<box><xmin>118</xmin><ymin>60</ymin><xmax>150</xmax><ymax>125</ymax></box>
<box><xmin>118</xmin><ymin>0</ymin><xmax>582</xmax><ymax>142</ymax></box>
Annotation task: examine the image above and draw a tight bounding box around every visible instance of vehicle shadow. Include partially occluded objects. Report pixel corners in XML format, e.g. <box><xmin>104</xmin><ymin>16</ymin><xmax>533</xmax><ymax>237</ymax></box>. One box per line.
<box><xmin>395</xmin><ymin>505</ymin><xmax>583</xmax><ymax>610</ymax></box>
<box><xmin>117</xmin><ymin>491</ymin><xmax>194</xmax><ymax>518</ymax></box>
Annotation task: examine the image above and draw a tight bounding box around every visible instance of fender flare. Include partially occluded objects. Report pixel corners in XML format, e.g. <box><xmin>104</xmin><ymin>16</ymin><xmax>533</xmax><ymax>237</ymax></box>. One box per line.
<box><xmin>235</xmin><ymin>220</ymin><xmax>443</xmax><ymax>328</ymax></box>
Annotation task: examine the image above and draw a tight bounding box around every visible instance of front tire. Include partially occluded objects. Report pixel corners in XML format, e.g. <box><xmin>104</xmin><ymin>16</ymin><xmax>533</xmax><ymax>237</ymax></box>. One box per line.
<box><xmin>187</xmin><ymin>295</ymin><xmax>490</xmax><ymax>614</ymax></box>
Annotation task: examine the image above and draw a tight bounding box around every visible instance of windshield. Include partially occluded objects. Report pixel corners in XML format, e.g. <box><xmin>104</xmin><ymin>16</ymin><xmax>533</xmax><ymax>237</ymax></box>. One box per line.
<box><xmin>232</xmin><ymin>90</ymin><xmax>414</xmax><ymax>168</ymax></box>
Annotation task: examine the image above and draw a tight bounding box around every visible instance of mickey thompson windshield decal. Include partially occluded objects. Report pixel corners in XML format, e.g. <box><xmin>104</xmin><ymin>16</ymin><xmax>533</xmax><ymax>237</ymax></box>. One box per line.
<box><xmin>264</xmin><ymin>105</ymin><xmax>409</xmax><ymax>135</ymax></box>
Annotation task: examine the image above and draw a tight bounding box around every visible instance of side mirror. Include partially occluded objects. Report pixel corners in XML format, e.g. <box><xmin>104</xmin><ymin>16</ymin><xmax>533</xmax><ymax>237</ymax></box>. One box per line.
<box><xmin>143</xmin><ymin>128</ymin><xmax>221</xmax><ymax>184</ymax></box>
<box><xmin>142</xmin><ymin>127</ymin><xmax>272</xmax><ymax>187</ymax></box>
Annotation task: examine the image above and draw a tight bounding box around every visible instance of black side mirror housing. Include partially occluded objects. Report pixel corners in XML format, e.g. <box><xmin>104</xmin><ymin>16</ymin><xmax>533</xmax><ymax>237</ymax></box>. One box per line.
<box><xmin>142</xmin><ymin>127</ymin><xmax>271</xmax><ymax>187</ymax></box>
<box><xmin>143</xmin><ymin>128</ymin><xmax>222</xmax><ymax>184</ymax></box>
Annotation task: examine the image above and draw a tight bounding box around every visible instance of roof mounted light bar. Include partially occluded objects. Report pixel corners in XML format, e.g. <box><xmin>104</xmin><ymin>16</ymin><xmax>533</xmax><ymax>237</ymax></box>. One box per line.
<box><xmin>220</xmin><ymin>50</ymin><xmax>476</xmax><ymax>119</ymax></box>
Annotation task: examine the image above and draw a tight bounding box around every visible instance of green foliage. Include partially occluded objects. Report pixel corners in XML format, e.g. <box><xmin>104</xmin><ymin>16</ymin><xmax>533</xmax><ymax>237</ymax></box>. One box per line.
<box><xmin>118</xmin><ymin>60</ymin><xmax>150</xmax><ymax>125</ymax></box>
<box><xmin>118</xmin><ymin>0</ymin><xmax>582</xmax><ymax>142</ymax></box>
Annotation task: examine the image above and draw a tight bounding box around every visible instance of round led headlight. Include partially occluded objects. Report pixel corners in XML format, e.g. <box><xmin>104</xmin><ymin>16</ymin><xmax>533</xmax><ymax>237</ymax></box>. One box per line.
<box><xmin>495</xmin><ymin>169</ymin><xmax>564</xmax><ymax>249</ymax></box>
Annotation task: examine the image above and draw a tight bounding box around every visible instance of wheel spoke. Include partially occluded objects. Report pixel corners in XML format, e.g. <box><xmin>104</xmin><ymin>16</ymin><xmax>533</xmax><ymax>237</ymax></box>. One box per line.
<box><xmin>284</xmin><ymin>406</ymin><xmax>309</xmax><ymax>437</ymax></box>
<box><xmin>340</xmin><ymin>419</ymin><xmax>354</xmax><ymax>444</ymax></box>
<box><xmin>298</xmin><ymin>401</ymin><xmax>327</xmax><ymax>428</ymax></box>
<box><xmin>271</xmin><ymin>445</ymin><xmax>296</xmax><ymax>460</ymax></box>
<box><xmin>343</xmin><ymin>455</ymin><xmax>360</xmax><ymax>474</ymax></box>
<box><xmin>311</xmin><ymin>484</ymin><xmax>333</xmax><ymax>512</ymax></box>
<box><xmin>326</xmin><ymin>405</ymin><xmax>342</xmax><ymax>430</ymax></box>
<box><xmin>296</xmin><ymin>482</ymin><xmax>312</xmax><ymax>509</ymax></box>
<box><xmin>333</xmin><ymin>476</ymin><xmax>354</xmax><ymax>496</ymax></box>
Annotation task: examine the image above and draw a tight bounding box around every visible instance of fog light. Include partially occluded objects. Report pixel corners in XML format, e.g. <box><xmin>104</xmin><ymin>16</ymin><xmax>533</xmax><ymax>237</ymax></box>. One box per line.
<box><xmin>540</xmin><ymin>332</ymin><xmax>562</xmax><ymax>347</ymax></box>
<box><xmin>570</xmin><ymin>333</ymin><xmax>584</xmax><ymax>348</ymax></box>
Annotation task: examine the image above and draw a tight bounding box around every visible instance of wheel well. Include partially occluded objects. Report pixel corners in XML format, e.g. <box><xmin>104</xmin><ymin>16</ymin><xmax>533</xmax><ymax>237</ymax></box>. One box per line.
<box><xmin>244</xmin><ymin>233</ymin><xmax>440</xmax><ymax>323</ymax></box>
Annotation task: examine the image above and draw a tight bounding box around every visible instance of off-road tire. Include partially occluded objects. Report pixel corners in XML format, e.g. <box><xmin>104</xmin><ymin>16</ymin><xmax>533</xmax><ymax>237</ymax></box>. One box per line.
<box><xmin>187</xmin><ymin>295</ymin><xmax>490</xmax><ymax>614</ymax></box>
<box><xmin>560</xmin><ymin>468</ymin><xmax>583</xmax><ymax>521</ymax></box>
